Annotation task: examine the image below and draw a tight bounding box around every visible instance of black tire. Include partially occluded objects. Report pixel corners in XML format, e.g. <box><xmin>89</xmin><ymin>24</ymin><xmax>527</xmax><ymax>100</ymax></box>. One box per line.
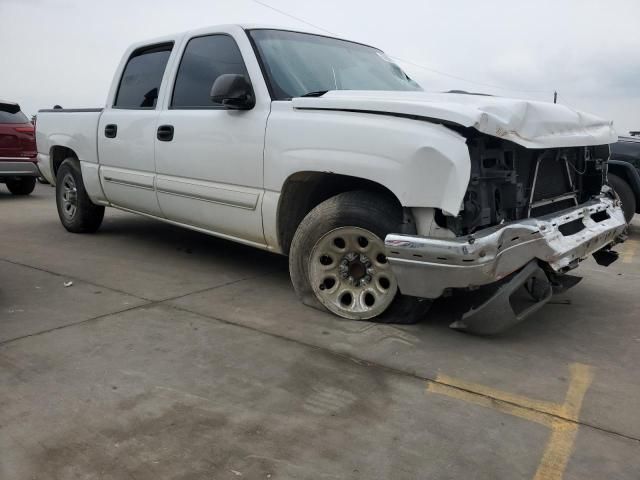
<box><xmin>6</xmin><ymin>177</ymin><xmax>36</xmax><ymax>195</ymax></box>
<box><xmin>289</xmin><ymin>190</ymin><xmax>431</xmax><ymax>324</ymax></box>
<box><xmin>55</xmin><ymin>158</ymin><xmax>105</xmax><ymax>233</ymax></box>
<box><xmin>609</xmin><ymin>173</ymin><xmax>636</xmax><ymax>223</ymax></box>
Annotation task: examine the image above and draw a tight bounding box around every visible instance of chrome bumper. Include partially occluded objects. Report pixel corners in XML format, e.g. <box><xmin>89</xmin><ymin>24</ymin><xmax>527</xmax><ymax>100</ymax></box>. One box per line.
<box><xmin>0</xmin><ymin>159</ymin><xmax>40</xmax><ymax>177</ymax></box>
<box><xmin>385</xmin><ymin>193</ymin><xmax>627</xmax><ymax>299</ymax></box>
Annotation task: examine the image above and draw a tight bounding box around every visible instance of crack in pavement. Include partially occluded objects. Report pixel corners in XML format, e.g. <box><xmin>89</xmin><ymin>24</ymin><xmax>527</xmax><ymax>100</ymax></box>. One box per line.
<box><xmin>0</xmin><ymin>256</ymin><xmax>282</xmax><ymax>304</ymax></box>
<box><xmin>162</xmin><ymin>301</ymin><xmax>640</xmax><ymax>445</ymax></box>
<box><xmin>0</xmin><ymin>256</ymin><xmax>278</xmax><ymax>345</ymax></box>
<box><xmin>0</xmin><ymin>301</ymin><xmax>150</xmax><ymax>347</ymax></box>
<box><xmin>2</xmin><ymin>257</ymin><xmax>639</xmax><ymax>446</ymax></box>
<box><xmin>0</xmin><ymin>257</ymin><xmax>155</xmax><ymax>302</ymax></box>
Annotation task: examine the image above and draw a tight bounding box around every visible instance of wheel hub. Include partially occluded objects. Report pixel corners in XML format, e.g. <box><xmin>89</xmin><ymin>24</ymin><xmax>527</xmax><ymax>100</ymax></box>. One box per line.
<box><xmin>339</xmin><ymin>252</ymin><xmax>373</xmax><ymax>287</ymax></box>
<box><xmin>61</xmin><ymin>173</ymin><xmax>78</xmax><ymax>219</ymax></box>
<box><xmin>309</xmin><ymin>226</ymin><xmax>398</xmax><ymax>320</ymax></box>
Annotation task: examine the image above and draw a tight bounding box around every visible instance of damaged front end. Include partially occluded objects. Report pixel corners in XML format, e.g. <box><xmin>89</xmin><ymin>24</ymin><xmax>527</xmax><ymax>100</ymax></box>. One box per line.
<box><xmin>385</xmin><ymin>135</ymin><xmax>628</xmax><ymax>334</ymax></box>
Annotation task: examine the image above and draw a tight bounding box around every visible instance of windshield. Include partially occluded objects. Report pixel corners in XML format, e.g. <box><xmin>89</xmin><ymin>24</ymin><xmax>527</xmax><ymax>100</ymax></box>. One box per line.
<box><xmin>248</xmin><ymin>29</ymin><xmax>422</xmax><ymax>100</ymax></box>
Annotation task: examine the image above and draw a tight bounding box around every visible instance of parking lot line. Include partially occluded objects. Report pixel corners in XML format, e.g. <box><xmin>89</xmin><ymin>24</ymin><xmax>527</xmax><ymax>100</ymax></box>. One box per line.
<box><xmin>620</xmin><ymin>237</ymin><xmax>638</xmax><ymax>264</ymax></box>
<box><xmin>427</xmin><ymin>363</ymin><xmax>593</xmax><ymax>480</ymax></box>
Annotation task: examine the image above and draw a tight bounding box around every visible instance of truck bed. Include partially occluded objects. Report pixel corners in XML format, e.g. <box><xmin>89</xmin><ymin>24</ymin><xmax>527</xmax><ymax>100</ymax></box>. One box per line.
<box><xmin>35</xmin><ymin>108</ymin><xmax>103</xmax><ymax>184</ymax></box>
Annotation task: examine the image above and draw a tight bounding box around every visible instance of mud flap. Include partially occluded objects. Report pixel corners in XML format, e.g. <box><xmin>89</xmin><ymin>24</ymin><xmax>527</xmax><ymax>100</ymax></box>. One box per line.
<box><xmin>450</xmin><ymin>261</ymin><xmax>554</xmax><ymax>335</ymax></box>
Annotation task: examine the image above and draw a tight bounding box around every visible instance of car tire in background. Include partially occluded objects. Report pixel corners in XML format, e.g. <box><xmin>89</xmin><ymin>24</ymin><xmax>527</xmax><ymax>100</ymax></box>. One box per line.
<box><xmin>55</xmin><ymin>158</ymin><xmax>105</xmax><ymax>233</ymax></box>
<box><xmin>6</xmin><ymin>177</ymin><xmax>36</xmax><ymax>195</ymax></box>
<box><xmin>609</xmin><ymin>173</ymin><xmax>636</xmax><ymax>223</ymax></box>
<box><xmin>289</xmin><ymin>190</ymin><xmax>431</xmax><ymax>324</ymax></box>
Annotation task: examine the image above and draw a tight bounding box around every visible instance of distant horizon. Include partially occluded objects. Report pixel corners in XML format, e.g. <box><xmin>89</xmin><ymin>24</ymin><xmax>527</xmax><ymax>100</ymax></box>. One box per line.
<box><xmin>2</xmin><ymin>0</ymin><xmax>638</xmax><ymax>133</ymax></box>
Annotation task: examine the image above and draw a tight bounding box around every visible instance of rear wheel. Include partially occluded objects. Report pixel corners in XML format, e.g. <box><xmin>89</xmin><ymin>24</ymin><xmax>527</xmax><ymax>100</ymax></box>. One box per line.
<box><xmin>609</xmin><ymin>173</ymin><xmax>636</xmax><ymax>223</ymax></box>
<box><xmin>289</xmin><ymin>190</ymin><xmax>431</xmax><ymax>324</ymax></box>
<box><xmin>6</xmin><ymin>177</ymin><xmax>36</xmax><ymax>195</ymax></box>
<box><xmin>55</xmin><ymin>158</ymin><xmax>105</xmax><ymax>233</ymax></box>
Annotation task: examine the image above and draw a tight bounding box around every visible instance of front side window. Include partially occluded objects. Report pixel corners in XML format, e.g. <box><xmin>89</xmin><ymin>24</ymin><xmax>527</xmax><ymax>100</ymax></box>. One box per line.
<box><xmin>172</xmin><ymin>35</ymin><xmax>249</xmax><ymax>108</ymax></box>
<box><xmin>114</xmin><ymin>44</ymin><xmax>172</xmax><ymax>109</ymax></box>
<box><xmin>248</xmin><ymin>29</ymin><xmax>422</xmax><ymax>100</ymax></box>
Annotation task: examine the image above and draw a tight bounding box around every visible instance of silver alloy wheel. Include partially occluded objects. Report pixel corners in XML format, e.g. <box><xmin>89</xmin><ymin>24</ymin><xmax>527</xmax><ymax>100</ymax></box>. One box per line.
<box><xmin>309</xmin><ymin>226</ymin><xmax>398</xmax><ymax>319</ymax></box>
<box><xmin>61</xmin><ymin>172</ymin><xmax>78</xmax><ymax>220</ymax></box>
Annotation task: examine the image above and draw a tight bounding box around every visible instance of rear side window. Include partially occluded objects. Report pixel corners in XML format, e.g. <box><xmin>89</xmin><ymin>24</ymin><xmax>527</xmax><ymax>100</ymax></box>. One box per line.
<box><xmin>172</xmin><ymin>35</ymin><xmax>249</xmax><ymax>108</ymax></box>
<box><xmin>114</xmin><ymin>43</ymin><xmax>173</xmax><ymax>109</ymax></box>
<box><xmin>0</xmin><ymin>109</ymin><xmax>29</xmax><ymax>124</ymax></box>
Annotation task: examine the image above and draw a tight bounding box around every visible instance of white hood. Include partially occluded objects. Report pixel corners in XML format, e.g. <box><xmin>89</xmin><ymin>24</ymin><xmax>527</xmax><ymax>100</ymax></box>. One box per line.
<box><xmin>292</xmin><ymin>91</ymin><xmax>617</xmax><ymax>149</ymax></box>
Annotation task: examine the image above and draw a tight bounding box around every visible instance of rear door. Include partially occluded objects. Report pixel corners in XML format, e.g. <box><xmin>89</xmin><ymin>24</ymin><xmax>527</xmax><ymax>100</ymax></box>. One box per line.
<box><xmin>97</xmin><ymin>43</ymin><xmax>173</xmax><ymax>215</ymax></box>
<box><xmin>153</xmin><ymin>32</ymin><xmax>269</xmax><ymax>245</ymax></box>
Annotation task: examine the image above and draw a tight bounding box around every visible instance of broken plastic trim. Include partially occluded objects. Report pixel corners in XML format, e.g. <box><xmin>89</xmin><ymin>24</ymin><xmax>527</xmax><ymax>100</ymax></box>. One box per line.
<box><xmin>450</xmin><ymin>261</ymin><xmax>554</xmax><ymax>335</ymax></box>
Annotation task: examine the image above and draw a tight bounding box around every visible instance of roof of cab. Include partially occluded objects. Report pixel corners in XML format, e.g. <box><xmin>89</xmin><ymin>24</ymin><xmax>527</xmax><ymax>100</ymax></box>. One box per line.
<box><xmin>129</xmin><ymin>24</ymin><xmax>370</xmax><ymax>51</ymax></box>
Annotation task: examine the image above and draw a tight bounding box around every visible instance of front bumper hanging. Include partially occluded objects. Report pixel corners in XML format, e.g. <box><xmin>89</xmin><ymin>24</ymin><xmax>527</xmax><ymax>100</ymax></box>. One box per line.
<box><xmin>384</xmin><ymin>193</ymin><xmax>627</xmax><ymax>333</ymax></box>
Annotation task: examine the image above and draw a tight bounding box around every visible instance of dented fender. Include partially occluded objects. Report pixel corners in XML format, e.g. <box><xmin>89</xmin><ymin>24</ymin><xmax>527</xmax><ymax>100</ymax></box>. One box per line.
<box><xmin>264</xmin><ymin>101</ymin><xmax>471</xmax><ymax>215</ymax></box>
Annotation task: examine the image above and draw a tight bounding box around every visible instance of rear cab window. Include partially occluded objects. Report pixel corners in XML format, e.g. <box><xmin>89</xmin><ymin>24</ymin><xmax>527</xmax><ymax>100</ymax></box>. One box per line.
<box><xmin>114</xmin><ymin>43</ymin><xmax>173</xmax><ymax>109</ymax></box>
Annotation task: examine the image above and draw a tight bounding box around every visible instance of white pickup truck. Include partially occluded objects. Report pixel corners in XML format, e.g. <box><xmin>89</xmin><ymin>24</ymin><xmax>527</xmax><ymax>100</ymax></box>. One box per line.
<box><xmin>36</xmin><ymin>25</ymin><xmax>627</xmax><ymax>333</ymax></box>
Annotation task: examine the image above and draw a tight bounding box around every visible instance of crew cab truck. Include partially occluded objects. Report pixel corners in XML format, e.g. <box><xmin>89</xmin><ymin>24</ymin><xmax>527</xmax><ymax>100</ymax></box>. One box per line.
<box><xmin>36</xmin><ymin>25</ymin><xmax>627</xmax><ymax>334</ymax></box>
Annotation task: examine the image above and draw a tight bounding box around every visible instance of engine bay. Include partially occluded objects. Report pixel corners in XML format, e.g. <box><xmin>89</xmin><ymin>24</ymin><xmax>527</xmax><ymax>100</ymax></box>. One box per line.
<box><xmin>438</xmin><ymin>134</ymin><xmax>609</xmax><ymax>236</ymax></box>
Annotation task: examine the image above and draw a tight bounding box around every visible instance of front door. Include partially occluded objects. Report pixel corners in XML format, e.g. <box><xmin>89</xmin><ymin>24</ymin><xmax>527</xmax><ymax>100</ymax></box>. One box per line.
<box><xmin>98</xmin><ymin>43</ymin><xmax>173</xmax><ymax>216</ymax></box>
<box><xmin>154</xmin><ymin>34</ymin><xmax>268</xmax><ymax>245</ymax></box>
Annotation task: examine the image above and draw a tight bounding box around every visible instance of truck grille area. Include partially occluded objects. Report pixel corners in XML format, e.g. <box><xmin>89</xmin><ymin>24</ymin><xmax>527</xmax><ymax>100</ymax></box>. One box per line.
<box><xmin>531</xmin><ymin>152</ymin><xmax>575</xmax><ymax>202</ymax></box>
<box><xmin>439</xmin><ymin>135</ymin><xmax>608</xmax><ymax>236</ymax></box>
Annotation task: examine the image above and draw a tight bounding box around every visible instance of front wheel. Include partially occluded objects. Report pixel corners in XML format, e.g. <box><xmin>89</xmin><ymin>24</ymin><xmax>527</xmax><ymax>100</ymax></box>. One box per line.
<box><xmin>609</xmin><ymin>173</ymin><xmax>636</xmax><ymax>223</ymax></box>
<box><xmin>289</xmin><ymin>190</ymin><xmax>431</xmax><ymax>324</ymax></box>
<box><xmin>56</xmin><ymin>158</ymin><xmax>105</xmax><ymax>233</ymax></box>
<box><xmin>6</xmin><ymin>177</ymin><xmax>36</xmax><ymax>195</ymax></box>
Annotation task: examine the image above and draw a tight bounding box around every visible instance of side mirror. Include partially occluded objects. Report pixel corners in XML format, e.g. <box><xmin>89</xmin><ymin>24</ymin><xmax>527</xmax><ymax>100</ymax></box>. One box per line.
<box><xmin>210</xmin><ymin>74</ymin><xmax>255</xmax><ymax>110</ymax></box>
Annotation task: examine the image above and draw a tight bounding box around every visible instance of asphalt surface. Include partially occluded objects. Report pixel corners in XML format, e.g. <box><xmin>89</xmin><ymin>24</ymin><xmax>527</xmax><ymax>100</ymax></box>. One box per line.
<box><xmin>1</xmin><ymin>184</ymin><xmax>639</xmax><ymax>479</ymax></box>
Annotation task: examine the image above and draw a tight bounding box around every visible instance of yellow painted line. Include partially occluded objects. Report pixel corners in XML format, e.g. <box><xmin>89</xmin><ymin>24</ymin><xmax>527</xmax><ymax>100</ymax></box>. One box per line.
<box><xmin>427</xmin><ymin>381</ymin><xmax>553</xmax><ymax>427</ymax></box>
<box><xmin>433</xmin><ymin>374</ymin><xmax>563</xmax><ymax>419</ymax></box>
<box><xmin>426</xmin><ymin>363</ymin><xmax>594</xmax><ymax>480</ymax></box>
<box><xmin>534</xmin><ymin>364</ymin><xmax>593</xmax><ymax>480</ymax></box>
<box><xmin>533</xmin><ymin>420</ymin><xmax>579</xmax><ymax>480</ymax></box>
<box><xmin>557</xmin><ymin>363</ymin><xmax>593</xmax><ymax>421</ymax></box>
<box><xmin>619</xmin><ymin>238</ymin><xmax>638</xmax><ymax>264</ymax></box>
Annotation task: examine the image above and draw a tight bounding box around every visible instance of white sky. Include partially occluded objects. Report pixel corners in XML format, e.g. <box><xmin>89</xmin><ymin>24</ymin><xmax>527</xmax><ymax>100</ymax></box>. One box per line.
<box><xmin>1</xmin><ymin>0</ymin><xmax>639</xmax><ymax>133</ymax></box>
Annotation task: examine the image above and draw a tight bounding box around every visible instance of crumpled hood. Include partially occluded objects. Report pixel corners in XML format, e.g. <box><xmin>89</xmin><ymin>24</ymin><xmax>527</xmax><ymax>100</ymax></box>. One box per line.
<box><xmin>292</xmin><ymin>90</ymin><xmax>617</xmax><ymax>149</ymax></box>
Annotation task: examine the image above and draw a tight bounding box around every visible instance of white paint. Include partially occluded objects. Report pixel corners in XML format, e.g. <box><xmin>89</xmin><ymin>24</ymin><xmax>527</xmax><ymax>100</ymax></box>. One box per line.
<box><xmin>35</xmin><ymin>25</ymin><xmax>619</xmax><ymax>256</ymax></box>
<box><xmin>293</xmin><ymin>90</ymin><xmax>618</xmax><ymax>149</ymax></box>
<box><xmin>153</xmin><ymin>26</ymin><xmax>270</xmax><ymax>244</ymax></box>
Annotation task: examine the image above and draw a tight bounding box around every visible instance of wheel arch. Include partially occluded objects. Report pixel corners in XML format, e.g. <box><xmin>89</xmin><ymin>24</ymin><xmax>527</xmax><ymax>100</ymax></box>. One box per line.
<box><xmin>608</xmin><ymin>160</ymin><xmax>640</xmax><ymax>213</ymax></box>
<box><xmin>50</xmin><ymin>146</ymin><xmax>79</xmax><ymax>179</ymax></box>
<box><xmin>276</xmin><ymin>171</ymin><xmax>406</xmax><ymax>255</ymax></box>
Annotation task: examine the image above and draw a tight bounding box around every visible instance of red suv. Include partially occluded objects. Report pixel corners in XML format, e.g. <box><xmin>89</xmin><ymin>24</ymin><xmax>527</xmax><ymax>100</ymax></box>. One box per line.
<box><xmin>0</xmin><ymin>101</ymin><xmax>38</xmax><ymax>195</ymax></box>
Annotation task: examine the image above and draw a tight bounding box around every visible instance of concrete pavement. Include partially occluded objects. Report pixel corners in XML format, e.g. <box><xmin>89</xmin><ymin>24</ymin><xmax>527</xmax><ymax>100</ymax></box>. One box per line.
<box><xmin>1</xmin><ymin>185</ymin><xmax>639</xmax><ymax>479</ymax></box>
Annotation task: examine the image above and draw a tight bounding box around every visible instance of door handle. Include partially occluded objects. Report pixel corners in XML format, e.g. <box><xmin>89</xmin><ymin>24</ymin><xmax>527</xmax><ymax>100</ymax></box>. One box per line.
<box><xmin>104</xmin><ymin>124</ymin><xmax>117</xmax><ymax>138</ymax></box>
<box><xmin>157</xmin><ymin>125</ymin><xmax>174</xmax><ymax>142</ymax></box>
